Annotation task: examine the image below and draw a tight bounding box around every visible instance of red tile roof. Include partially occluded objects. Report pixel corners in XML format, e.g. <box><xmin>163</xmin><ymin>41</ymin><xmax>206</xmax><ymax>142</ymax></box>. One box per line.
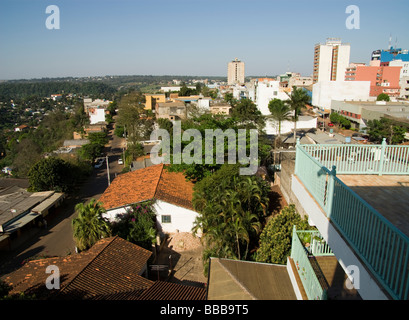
<box><xmin>2</xmin><ymin>236</ymin><xmax>207</xmax><ymax>300</ymax></box>
<box><xmin>2</xmin><ymin>236</ymin><xmax>153</xmax><ymax>299</ymax></box>
<box><xmin>99</xmin><ymin>164</ymin><xmax>194</xmax><ymax>211</ymax></box>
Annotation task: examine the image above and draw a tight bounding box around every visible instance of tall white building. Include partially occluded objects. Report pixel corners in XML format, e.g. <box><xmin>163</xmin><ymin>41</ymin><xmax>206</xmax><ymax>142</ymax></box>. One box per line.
<box><xmin>227</xmin><ymin>58</ymin><xmax>245</xmax><ymax>85</ymax></box>
<box><xmin>313</xmin><ymin>38</ymin><xmax>350</xmax><ymax>83</ymax></box>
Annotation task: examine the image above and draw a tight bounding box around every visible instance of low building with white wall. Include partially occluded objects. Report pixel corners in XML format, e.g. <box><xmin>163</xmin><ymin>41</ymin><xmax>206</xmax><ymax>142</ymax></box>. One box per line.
<box><xmin>99</xmin><ymin>164</ymin><xmax>198</xmax><ymax>234</ymax></box>
<box><xmin>265</xmin><ymin>116</ymin><xmax>317</xmax><ymax>135</ymax></box>
<box><xmin>312</xmin><ymin>81</ymin><xmax>371</xmax><ymax>109</ymax></box>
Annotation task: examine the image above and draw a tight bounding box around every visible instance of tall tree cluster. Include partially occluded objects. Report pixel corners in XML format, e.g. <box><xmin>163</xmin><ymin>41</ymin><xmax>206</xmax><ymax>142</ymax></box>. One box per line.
<box><xmin>191</xmin><ymin>164</ymin><xmax>270</xmax><ymax>275</ymax></box>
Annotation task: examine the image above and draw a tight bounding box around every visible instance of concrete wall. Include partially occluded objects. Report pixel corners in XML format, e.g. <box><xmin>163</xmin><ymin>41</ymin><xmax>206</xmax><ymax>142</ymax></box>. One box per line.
<box><xmin>89</xmin><ymin>108</ymin><xmax>106</xmax><ymax>124</ymax></box>
<box><xmin>290</xmin><ymin>174</ymin><xmax>390</xmax><ymax>300</ymax></box>
<box><xmin>255</xmin><ymin>81</ymin><xmax>289</xmax><ymax>115</ymax></box>
<box><xmin>102</xmin><ymin>200</ymin><xmax>198</xmax><ymax>234</ymax></box>
<box><xmin>312</xmin><ymin>81</ymin><xmax>371</xmax><ymax>109</ymax></box>
<box><xmin>264</xmin><ymin>116</ymin><xmax>317</xmax><ymax>135</ymax></box>
<box><xmin>336</xmin><ymin>45</ymin><xmax>351</xmax><ymax>81</ymax></box>
<box><xmin>154</xmin><ymin>200</ymin><xmax>198</xmax><ymax>234</ymax></box>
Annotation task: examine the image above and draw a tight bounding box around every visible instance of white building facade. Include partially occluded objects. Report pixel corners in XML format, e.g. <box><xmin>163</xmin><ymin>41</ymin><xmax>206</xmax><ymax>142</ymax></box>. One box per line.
<box><xmin>102</xmin><ymin>200</ymin><xmax>199</xmax><ymax>234</ymax></box>
<box><xmin>312</xmin><ymin>81</ymin><xmax>371</xmax><ymax>109</ymax></box>
<box><xmin>313</xmin><ymin>38</ymin><xmax>350</xmax><ymax>83</ymax></box>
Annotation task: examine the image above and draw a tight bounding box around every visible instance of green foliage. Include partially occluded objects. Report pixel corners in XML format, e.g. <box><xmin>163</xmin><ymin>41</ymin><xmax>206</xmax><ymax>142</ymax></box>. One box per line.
<box><xmin>329</xmin><ymin>113</ymin><xmax>351</xmax><ymax>129</ymax></box>
<box><xmin>192</xmin><ymin>164</ymin><xmax>270</xmax><ymax>274</ymax></box>
<box><xmin>78</xmin><ymin>143</ymin><xmax>103</xmax><ymax>162</ymax></box>
<box><xmin>0</xmin><ymin>279</ymin><xmax>12</xmax><ymax>299</ymax></box>
<box><xmin>117</xmin><ymin>91</ymin><xmax>154</xmax><ymax>142</ymax></box>
<box><xmin>28</xmin><ymin>157</ymin><xmax>79</xmax><ymax>192</ymax></box>
<box><xmin>367</xmin><ymin>117</ymin><xmax>406</xmax><ymax>144</ymax></box>
<box><xmin>72</xmin><ymin>199</ymin><xmax>112</xmax><ymax>252</ymax></box>
<box><xmin>231</xmin><ymin>98</ymin><xmax>265</xmax><ymax>130</ymax></box>
<box><xmin>268</xmin><ymin>98</ymin><xmax>291</xmax><ymax>139</ymax></box>
<box><xmin>157</xmin><ymin>118</ymin><xmax>173</xmax><ymax>133</ymax></box>
<box><xmin>376</xmin><ymin>93</ymin><xmax>390</xmax><ymax>102</ymax></box>
<box><xmin>224</xmin><ymin>92</ymin><xmax>236</xmax><ymax>106</ymax></box>
<box><xmin>255</xmin><ymin>204</ymin><xmax>313</xmax><ymax>265</ymax></box>
<box><xmin>179</xmin><ymin>83</ymin><xmax>199</xmax><ymax>96</ymax></box>
<box><xmin>0</xmin><ymin>81</ymin><xmax>116</xmax><ymax>100</ymax></box>
<box><xmin>114</xmin><ymin>125</ymin><xmax>125</xmax><ymax>138</ymax></box>
<box><xmin>166</xmin><ymin>113</ymin><xmax>270</xmax><ymax>182</ymax></box>
<box><xmin>285</xmin><ymin>86</ymin><xmax>310</xmax><ymax>142</ymax></box>
<box><xmin>110</xmin><ymin>201</ymin><xmax>157</xmax><ymax>250</ymax></box>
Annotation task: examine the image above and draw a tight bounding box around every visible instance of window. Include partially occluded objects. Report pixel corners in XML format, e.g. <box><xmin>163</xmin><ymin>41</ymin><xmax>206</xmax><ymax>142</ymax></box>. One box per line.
<box><xmin>161</xmin><ymin>215</ymin><xmax>171</xmax><ymax>223</ymax></box>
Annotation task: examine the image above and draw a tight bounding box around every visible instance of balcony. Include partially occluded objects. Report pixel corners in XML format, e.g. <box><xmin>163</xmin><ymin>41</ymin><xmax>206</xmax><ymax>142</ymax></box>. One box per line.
<box><xmin>292</xmin><ymin>139</ymin><xmax>409</xmax><ymax>300</ymax></box>
<box><xmin>289</xmin><ymin>226</ymin><xmax>362</xmax><ymax>300</ymax></box>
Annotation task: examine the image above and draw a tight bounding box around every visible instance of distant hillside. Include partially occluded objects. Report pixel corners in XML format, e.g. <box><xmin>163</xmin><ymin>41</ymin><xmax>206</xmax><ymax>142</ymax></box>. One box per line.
<box><xmin>0</xmin><ymin>81</ymin><xmax>116</xmax><ymax>100</ymax></box>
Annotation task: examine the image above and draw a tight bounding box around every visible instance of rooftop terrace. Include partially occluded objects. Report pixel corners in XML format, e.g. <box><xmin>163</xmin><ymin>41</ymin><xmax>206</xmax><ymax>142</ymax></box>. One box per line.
<box><xmin>294</xmin><ymin>139</ymin><xmax>409</xmax><ymax>299</ymax></box>
<box><xmin>338</xmin><ymin>174</ymin><xmax>409</xmax><ymax>238</ymax></box>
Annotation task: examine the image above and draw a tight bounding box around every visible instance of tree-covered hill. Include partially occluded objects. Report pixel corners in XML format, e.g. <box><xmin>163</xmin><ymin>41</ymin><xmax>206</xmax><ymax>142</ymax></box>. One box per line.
<box><xmin>0</xmin><ymin>81</ymin><xmax>116</xmax><ymax>100</ymax></box>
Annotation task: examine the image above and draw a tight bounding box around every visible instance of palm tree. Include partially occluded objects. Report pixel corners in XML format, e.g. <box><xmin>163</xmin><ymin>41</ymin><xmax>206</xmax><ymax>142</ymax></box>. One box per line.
<box><xmin>72</xmin><ymin>198</ymin><xmax>111</xmax><ymax>252</ymax></box>
<box><xmin>268</xmin><ymin>98</ymin><xmax>291</xmax><ymax>144</ymax></box>
<box><xmin>285</xmin><ymin>86</ymin><xmax>310</xmax><ymax>144</ymax></box>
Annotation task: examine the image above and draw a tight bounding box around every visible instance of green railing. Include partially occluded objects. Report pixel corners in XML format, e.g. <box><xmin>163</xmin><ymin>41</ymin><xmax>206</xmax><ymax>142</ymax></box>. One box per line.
<box><xmin>295</xmin><ymin>141</ymin><xmax>409</xmax><ymax>300</ymax></box>
<box><xmin>291</xmin><ymin>226</ymin><xmax>328</xmax><ymax>300</ymax></box>
<box><xmin>302</xmin><ymin>138</ymin><xmax>409</xmax><ymax>175</ymax></box>
<box><xmin>298</xmin><ymin>230</ymin><xmax>334</xmax><ymax>256</ymax></box>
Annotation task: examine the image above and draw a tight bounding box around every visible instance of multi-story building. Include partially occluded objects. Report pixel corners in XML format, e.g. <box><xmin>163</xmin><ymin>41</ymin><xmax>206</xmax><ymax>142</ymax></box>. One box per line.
<box><xmin>144</xmin><ymin>94</ymin><xmax>166</xmax><ymax>111</ymax></box>
<box><xmin>345</xmin><ymin>63</ymin><xmax>402</xmax><ymax>97</ymax></box>
<box><xmin>371</xmin><ymin>47</ymin><xmax>409</xmax><ymax>65</ymax></box>
<box><xmin>389</xmin><ymin>60</ymin><xmax>409</xmax><ymax>99</ymax></box>
<box><xmin>313</xmin><ymin>38</ymin><xmax>350</xmax><ymax>83</ymax></box>
<box><xmin>227</xmin><ymin>58</ymin><xmax>245</xmax><ymax>85</ymax></box>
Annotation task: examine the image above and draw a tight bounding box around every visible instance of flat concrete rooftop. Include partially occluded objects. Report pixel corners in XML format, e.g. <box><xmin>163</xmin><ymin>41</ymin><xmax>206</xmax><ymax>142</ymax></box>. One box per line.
<box><xmin>337</xmin><ymin>174</ymin><xmax>409</xmax><ymax>238</ymax></box>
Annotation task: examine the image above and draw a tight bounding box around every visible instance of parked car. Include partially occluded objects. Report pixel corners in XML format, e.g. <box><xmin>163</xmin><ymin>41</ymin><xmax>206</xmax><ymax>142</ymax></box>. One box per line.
<box><xmin>328</xmin><ymin>122</ymin><xmax>334</xmax><ymax>127</ymax></box>
<box><xmin>94</xmin><ymin>158</ymin><xmax>105</xmax><ymax>168</ymax></box>
<box><xmin>118</xmin><ymin>158</ymin><xmax>123</xmax><ymax>165</ymax></box>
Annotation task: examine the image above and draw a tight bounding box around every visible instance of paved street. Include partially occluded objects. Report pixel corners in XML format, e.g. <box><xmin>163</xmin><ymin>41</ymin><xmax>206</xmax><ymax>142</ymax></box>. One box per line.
<box><xmin>0</xmin><ymin>123</ymin><xmax>126</xmax><ymax>276</ymax></box>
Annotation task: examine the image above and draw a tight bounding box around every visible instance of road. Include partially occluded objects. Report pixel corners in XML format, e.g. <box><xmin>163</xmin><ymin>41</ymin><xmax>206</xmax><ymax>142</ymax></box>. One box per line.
<box><xmin>0</xmin><ymin>122</ymin><xmax>126</xmax><ymax>276</ymax></box>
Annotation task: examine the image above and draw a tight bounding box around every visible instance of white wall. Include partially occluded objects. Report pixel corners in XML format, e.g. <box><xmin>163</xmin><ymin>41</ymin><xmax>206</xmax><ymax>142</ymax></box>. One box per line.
<box><xmin>317</xmin><ymin>45</ymin><xmax>333</xmax><ymax>82</ymax></box>
<box><xmin>291</xmin><ymin>175</ymin><xmax>389</xmax><ymax>300</ymax></box>
<box><xmin>264</xmin><ymin>116</ymin><xmax>317</xmax><ymax>135</ymax></box>
<box><xmin>336</xmin><ymin>45</ymin><xmax>350</xmax><ymax>81</ymax></box>
<box><xmin>197</xmin><ymin>98</ymin><xmax>211</xmax><ymax>109</ymax></box>
<box><xmin>102</xmin><ymin>200</ymin><xmax>199</xmax><ymax>234</ymax></box>
<box><xmin>312</xmin><ymin>81</ymin><xmax>370</xmax><ymax>109</ymax></box>
<box><xmin>89</xmin><ymin>108</ymin><xmax>106</xmax><ymax>124</ymax></box>
<box><xmin>154</xmin><ymin>200</ymin><xmax>198</xmax><ymax>233</ymax></box>
<box><xmin>255</xmin><ymin>81</ymin><xmax>289</xmax><ymax>115</ymax></box>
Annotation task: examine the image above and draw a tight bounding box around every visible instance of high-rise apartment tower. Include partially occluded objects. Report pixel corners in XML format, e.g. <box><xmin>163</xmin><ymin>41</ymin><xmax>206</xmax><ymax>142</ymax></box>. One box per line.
<box><xmin>227</xmin><ymin>58</ymin><xmax>245</xmax><ymax>85</ymax></box>
<box><xmin>313</xmin><ymin>38</ymin><xmax>350</xmax><ymax>83</ymax></box>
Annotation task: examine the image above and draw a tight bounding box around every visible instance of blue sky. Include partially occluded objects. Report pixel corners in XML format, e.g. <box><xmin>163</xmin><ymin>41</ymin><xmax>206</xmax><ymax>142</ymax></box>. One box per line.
<box><xmin>0</xmin><ymin>0</ymin><xmax>408</xmax><ymax>80</ymax></box>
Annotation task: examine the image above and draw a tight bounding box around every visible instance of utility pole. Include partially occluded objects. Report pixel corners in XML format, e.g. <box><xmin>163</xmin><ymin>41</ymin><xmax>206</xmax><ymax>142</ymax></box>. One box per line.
<box><xmin>106</xmin><ymin>155</ymin><xmax>110</xmax><ymax>186</ymax></box>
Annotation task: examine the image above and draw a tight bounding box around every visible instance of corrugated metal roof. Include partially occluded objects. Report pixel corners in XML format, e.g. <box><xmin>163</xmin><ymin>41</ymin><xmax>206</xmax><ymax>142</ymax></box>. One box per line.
<box><xmin>31</xmin><ymin>192</ymin><xmax>65</xmax><ymax>214</ymax></box>
<box><xmin>207</xmin><ymin>258</ymin><xmax>297</xmax><ymax>300</ymax></box>
<box><xmin>136</xmin><ymin>281</ymin><xmax>206</xmax><ymax>300</ymax></box>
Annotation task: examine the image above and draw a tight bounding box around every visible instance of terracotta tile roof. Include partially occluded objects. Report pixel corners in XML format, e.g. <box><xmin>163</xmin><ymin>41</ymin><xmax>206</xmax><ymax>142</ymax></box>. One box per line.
<box><xmin>57</xmin><ymin>237</ymin><xmax>153</xmax><ymax>299</ymax></box>
<box><xmin>99</xmin><ymin>164</ymin><xmax>195</xmax><ymax>211</ymax></box>
<box><xmin>99</xmin><ymin>164</ymin><xmax>163</xmax><ymax>210</ymax></box>
<box><xmin>155</xmin><ymin>168</ymin><xmax>194</xmax><ymax>210</ymax></box>
<box><xmin>1</xmin><ymin>236</ymin><xmax>153</xmax><ymax>299</ymax></box>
